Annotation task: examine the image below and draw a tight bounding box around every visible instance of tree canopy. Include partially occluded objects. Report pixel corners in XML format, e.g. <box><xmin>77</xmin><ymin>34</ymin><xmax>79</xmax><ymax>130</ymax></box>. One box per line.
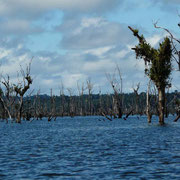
<box><xmin>128</xmin><ymin>26</ymin><xmax>172</xmax><ymax>90</ymax></box>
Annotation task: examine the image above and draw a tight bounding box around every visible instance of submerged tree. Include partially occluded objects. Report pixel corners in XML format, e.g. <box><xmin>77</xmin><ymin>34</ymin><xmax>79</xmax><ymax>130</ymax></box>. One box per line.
<box><xmin>106</xmin><ymin>65</ymin><xmax>123</xmax><ymax>119</ymax></box>
<box><xmin>14</xmin><ymin>62</ymin><xmax>33</xmax><ymax>123</ymax></box>
<box><xmin>0</xmin><ymin>75</ymin><xmax>16</xmax><ymax>123</ymax></box>
<box><xmin>132</xmin><ymin>82</ymin><xmax>140</xmax><ymax>115</ymax></box>
<box><xmin>128</xmin><ymin>26</ymin><xmax>172</xmax><ymax>125</ymax></box>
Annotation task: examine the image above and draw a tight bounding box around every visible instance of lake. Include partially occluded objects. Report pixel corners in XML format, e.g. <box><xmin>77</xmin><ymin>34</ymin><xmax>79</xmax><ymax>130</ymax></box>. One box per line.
<box><xmin>0</xmin><ymin>116</ymin><xmax>180</xmax><ymax>179</ymax></box>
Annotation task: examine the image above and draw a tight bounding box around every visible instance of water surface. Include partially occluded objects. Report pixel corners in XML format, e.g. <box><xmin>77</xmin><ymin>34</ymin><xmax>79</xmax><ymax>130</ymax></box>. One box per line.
<box><xmin>0</xmin><ymin>116</ymin><xmax>180</xmax><ymax>179</ymax></box>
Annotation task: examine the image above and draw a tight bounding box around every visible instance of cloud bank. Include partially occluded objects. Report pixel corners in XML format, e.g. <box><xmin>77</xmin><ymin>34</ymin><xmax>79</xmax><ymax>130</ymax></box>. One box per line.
<box><xmin>0</xmin><ymin>0</ymin><xmax>179</xmax><ymax>94</ymax></box>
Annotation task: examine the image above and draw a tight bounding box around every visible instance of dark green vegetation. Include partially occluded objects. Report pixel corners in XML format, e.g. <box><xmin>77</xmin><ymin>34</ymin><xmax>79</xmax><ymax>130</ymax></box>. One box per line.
<box><xmin>129</xmin><ymin>26</ymin><xmax>173</xmax><ymax>125</ymax></box>
<box><xmin>0</xmin><ymin>91</ymin><xmax>179</xmax><ymax>123</ymax></box>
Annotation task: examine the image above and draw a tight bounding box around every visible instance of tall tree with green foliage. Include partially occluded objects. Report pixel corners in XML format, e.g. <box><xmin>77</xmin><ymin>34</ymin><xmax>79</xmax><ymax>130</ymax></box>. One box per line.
<box><xmin>128</xmin><ymin>26</ymin><xmax>172</xmax><ymax>125</ymax></box>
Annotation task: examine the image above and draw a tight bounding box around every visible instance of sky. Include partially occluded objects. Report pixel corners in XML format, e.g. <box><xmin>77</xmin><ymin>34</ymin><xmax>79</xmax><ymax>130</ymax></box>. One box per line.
<box><xmin>0</xmin><ymin>0</ymin><xmax>180</xmax><ymax>95</ymax></box>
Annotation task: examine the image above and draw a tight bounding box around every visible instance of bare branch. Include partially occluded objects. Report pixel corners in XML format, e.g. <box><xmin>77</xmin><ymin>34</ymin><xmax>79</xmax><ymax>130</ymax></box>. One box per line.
<box><xmin>154</xmin><ymin>21</ymin><xmax>180</xmax><ymax>44</ymax></box>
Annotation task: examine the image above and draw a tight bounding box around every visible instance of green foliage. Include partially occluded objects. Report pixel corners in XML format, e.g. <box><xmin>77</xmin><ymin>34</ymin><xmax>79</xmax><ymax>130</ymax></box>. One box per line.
<box><xmin>132</xmin><ymin>31</ymin><xmax>172</xmax><ymax>89</ymax></box>
<box><xmin>0</xmin><ymin>88</ymin><xmax>3</xmax><ymax>96</ymax></box>
<box><xmin>175</xmin><ymin>98</ymin><xmax>180</xmax><ymax>106</ymax></box>
<box><xmin>150</xmin><ymin>38</ymin><xmax>172</xmax><ymax>88</ymax></box>
<box><xmin>133</xmin><ymin>29</ymin><xmax>139</xmax><ymax>36</ymax></box>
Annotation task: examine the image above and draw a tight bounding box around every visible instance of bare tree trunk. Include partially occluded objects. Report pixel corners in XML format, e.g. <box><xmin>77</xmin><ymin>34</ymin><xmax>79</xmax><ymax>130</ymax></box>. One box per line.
<box><xmin>174</xmin><ymin>99</ymin><xmax>180</xmax><ymax>122</ymax></box>
<box><xmin>0</xmin><ymin>76</ymin><xmax>17</xmax><ymax>123</ymax></box>
<box><xmin>16</xmin><ymin>96</ymin><xmax>23</xmax><ymax>123</ymax></box>
<box><xmin>86</xmin><ymin>78</ymin><xmax>93</xmax><ymax>115</ymax></box>
<box><xmin>146</xmin><ymin>80</ymin><xmax>152</xmax><ymax>123</ymax></box>
<box><xmin>158</xmin><ymin>88</ymin><xmax>165</xmax><ymax>125</ymax></box>
<box><xmin>112</xmin><ymin>96</ymin><xmax>118</xmax><ymax>118</ymax></box>
<box><xmin>0</xmin><ymin>97</ymin><xmax>12</xmax><ymax>123</ymax></box>
<box><xmin>77</xmin><ymin>82</ymin><xmax>86</xmax><ymax>116</ymax></box>
<box><xmin>14</xmin><ymin>61</ymin><xmax>33</xmax><ymax>123</ymax></box>
<box><xmin>174</xmin><ymin>114</ymin><xmax>180</xmax><ymax>122</ymax></box>
<box><xmin>178</xmin><ymin>51</ymin><xmax>180</xmax><ymax>71</ymax></box>
<box><xmin>59</xmin><ymin>81</ymin><xmax>65</xmax><ymax>117</ymax></box>
<box><xmin>133</xmin><ymin>83</ymin><xmax>140</xmax><ymax>115</ymax></box>
<box><xmin>67</xmin><ymin>88</ymin><xmax>75</xmax><ymax>117</ymax></box>
<box><xmin>106</xmin><ymin>65</ymin><xmax>123</xmax><ymax>119</ymax></box>
<box><xmin>117</xmin><ymin>65</ymin><xmax>123</xmax><ymax>118</ymax></box>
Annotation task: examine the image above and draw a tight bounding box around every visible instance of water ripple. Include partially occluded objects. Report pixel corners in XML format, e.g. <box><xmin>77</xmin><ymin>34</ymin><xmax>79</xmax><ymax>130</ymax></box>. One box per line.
<box><xmin>0</xmin><ymin>116</ymin><xmax>180</xmax><ymax>179</ymax></box>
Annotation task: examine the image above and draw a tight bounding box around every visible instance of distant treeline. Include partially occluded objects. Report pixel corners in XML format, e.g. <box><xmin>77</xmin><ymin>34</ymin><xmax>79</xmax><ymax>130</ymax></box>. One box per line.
<box><xmin>0</xmin><ymin>62</ymin><xmax>178</xmax><ymax>123</ymax></box>
<box><xmin>9</xmin><ymin>91</ymin><xmax>178</xmax><ymax>122</ymax></box>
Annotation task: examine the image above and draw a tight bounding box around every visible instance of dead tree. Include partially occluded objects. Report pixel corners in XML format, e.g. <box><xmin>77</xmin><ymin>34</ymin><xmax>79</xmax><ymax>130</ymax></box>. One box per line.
<box><xmin>106</xmin><ymin>65</ymin><xmax>123</xmax><ymax>119</ymax></box>
<box><xmin>86</xmin><ymin>78</ymin><xmax>94</xmax><ymax>115</ymax></box>
<box><xmin>59</xmin><ymin>81</ymin><xmax>65</xmax><ymax>117</ymax></box>
<box><xmin>174</xmin><ymin>91</ymin><xmax>180</xmax><ymax>122</ymax></box>
<box><xmin>47</xmin><ymin>89</ymin><xmax>57</xmax><ymax>121</ymax></box>
<box><xmin>98</xmin><ymin>87</ymin><xmax>102</xmax><ymax>114</ymax></box>
<box><xmin>146</xmin><ymin>80</ymin><xmax>152</xmax><ymax>123</ymax></box>
<box><xmin>97</xmin><ymin>87</ymin><xmax>113</xmax><ymax>121</ymax></box>
<box><xmin>32</xmin><ymin>90</ymin><xmax>44</xmax><ymax>120</ymax></box>
<box><xmin>14</xmin><ymin>62</ymin><xmax>33</xmax><ymax>123</ymax></box>
<box><xmin>22</xmin><ymin>89</ymin><xmax>35</xmax><ymax>121</ymax></box>
<box><xmin>0</xmin><ymin>75</ymin><xmax>16</xmax><ymax>123</ymax></box>
<box><xmin>132</xmin><ymin>83</ymin><xmax>140</xmax><ymax>115</ymax></box>
<box><xmin>67</xmin><ymin>88</ymin><xmax>75</xmax><ymax>117</ymax></box>
<box><xmin>77</xmin><ymin>81</ymin><xmax>86</xmax><ymax>116</ymax></box>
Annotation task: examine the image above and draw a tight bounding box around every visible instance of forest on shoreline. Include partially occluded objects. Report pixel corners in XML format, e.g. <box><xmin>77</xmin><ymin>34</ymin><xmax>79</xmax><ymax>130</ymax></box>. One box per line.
<box><xmin>0</xmin><ymin>90</ymin><xmax>179</xmax><ymax>123</ymax></box>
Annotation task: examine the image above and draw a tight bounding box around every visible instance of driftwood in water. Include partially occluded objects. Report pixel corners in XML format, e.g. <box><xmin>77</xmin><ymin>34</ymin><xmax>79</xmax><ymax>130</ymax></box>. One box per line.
<box><xmin>100</xmin><ymin>111</ymin><xmax>112</xmax><ymax>121</ymax></box>
<box><xmin>174</xmin><ymin>114</ymin><xmax>180</xmax><ymax>122</ymax></box>
<box><xmin>123</xmin><ymin>109</ymin><xmax>133</xmax><ymax>120</ymax></box>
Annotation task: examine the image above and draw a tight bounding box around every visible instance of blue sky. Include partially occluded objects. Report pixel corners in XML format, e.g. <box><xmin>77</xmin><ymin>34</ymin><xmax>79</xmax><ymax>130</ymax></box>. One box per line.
<box><xmin>0</xmin><ymin>0</ymin><xmax>180</xmax><ymax>95</ymax></box>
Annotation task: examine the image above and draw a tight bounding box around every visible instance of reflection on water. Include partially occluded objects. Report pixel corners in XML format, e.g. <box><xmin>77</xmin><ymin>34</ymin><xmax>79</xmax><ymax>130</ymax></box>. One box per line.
<box><xmin>0</xmin><ymin>116</ymin><xmax>180</xmax><ymax>179</ymax></box>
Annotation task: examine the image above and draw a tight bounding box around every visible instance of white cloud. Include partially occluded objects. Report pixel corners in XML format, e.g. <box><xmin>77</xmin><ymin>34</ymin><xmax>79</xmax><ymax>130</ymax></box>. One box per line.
<box><xmin>0</xmin><ymin>0</ymin><xmax>121</xmax><ymax>16</ymax></box>
<box><xmin>0</xmin><ymin>19</ymin><xmax>42</xmax><ymax>35</ymax></box>
<box><xmin>74</xmin><ymin>17</ymin><xmax>107</xmax><ymax>35</ymax></box>
<box><xmin>82</xmin><ymin>59</ymin><xmax>114</xmax><ymax>73</ymax></box>
<box><xmin>152</xmin><ymin>0</ymin><xmax>180</xmax><ymax>5</ymax></box>
<box><xmin>62</xmin><ymin>72</ymin><xmax>86</xmax><ymax>89</ymax></box>
<box><xmin>0</xmin><ymin>0</ymin><xmax>122</xmax><ymax>38</ymax></box>
<box><xmin>0</xmin><ymin>33</ymin><xmax>179</xmax><ymax>95</ymax></box>
<box><xmin>147</xmin><ymin>34</ymin><xmax>162</xmax><ymax>47</ymax></box>
<box><xmin>59</xmin><ymin>17</ymin><xmax>133</xmax><ymax>50</ymax></box>
<box><xmin>0</xmin><ymin>48</ymin><xmax>12</xmax><ymax>59</ymax></box>
<box><xmin>114</xmin><ymin>49</ymin><xmax>129</xmax><ymax>59</ymax></box>
<box><xmin>0</xmin><ymin>0</ymin><xmax>179</xmax><ymax>95</ymax></box>
<box><xmin>150</xmin><ymin>0</ymin><xmax>180</xmax><ymax>12</ymax></box>
<box><xmin>84</xmin><ymin>46</ymin><xmax>113</xmax><ymax>57</ymax></box>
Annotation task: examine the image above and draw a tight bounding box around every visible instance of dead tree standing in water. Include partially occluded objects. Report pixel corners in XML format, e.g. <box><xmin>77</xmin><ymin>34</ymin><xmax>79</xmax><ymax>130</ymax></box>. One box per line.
<box><xmin>106</xmin><ymin>65</ymin><xmax>123</xmax><ymax>119</ymax></box>
<box><xmin>14</xmin><ymin>62</ymin><xmax>33</xmax><ymax>123</ymax></box>
<box><xmin>0</xmin><ymin>76</ymin><xmax>16</xmax><ymax>123</ymax></box>
<box><xmin>59</xmin><ymin>81</ymin><xmax>65</xmax><ymax>117</ymax></box>
<box><xmin>132</xmin><ymin>83</ymin><xmax>140</xmax><ymax>115</ymax></box>
<box><xmin>174</xmin><ymin>91</ymin><xmax>180</xmax><ymax>122</ymax></box>
<box><xmin>146</xmin><ymin>80</ymin><xmax>152</xmax><ymax>123</ymax></box>
<box><xmin>77</xmin><ymin>81</ymin><xmax>86</xmax><ymax>116</ymax></box>
<box><xmin>67</xmin><ymin>88</ymin><xmax>75</xmax><ymax>117</ymax></box>
<box><xmin>86</xmin><ymin>78</ymin><xmax>94</xmax><ymax>115</ymax></box>
<box><xmin>47</xmin><ymin>89</ymin><xmax>57</xmax><ymax>121</ymax></box>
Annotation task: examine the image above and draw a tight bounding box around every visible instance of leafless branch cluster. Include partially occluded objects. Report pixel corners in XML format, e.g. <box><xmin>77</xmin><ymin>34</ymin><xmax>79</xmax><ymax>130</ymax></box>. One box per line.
<box><xmin>154</xmin><ymin>21</ymin><xmax>180</xmax><ymax>71</ymax></box>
